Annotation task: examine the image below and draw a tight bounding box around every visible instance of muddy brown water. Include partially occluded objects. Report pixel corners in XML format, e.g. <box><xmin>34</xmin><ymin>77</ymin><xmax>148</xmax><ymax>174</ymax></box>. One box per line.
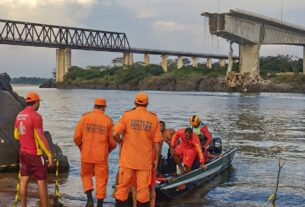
<box><xmin>1</xmin><ymin>85</ymin><xmax>305</xmax><ymax>207</ymax></box>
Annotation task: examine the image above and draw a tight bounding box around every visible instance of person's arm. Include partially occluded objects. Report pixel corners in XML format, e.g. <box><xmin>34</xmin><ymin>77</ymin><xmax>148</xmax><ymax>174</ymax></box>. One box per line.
<box><xmin>113</xmin><ymin>115</ymin><xmax>126</xmax><ymax>143</ymax></box>
<box><xmin>201</xmin><ymin>125</ymin><xmax>212</xmax><ymax>148</ymax></box>
<box><xmin>170</xmin><ymin>131</ymin><xmax>179</xmax><ymax>148</ymax></box>
<box><xmin>153</xmin><ymin>121</ymin><xmax>163</xmax><ymax>169</ymax></box>
<box><xmin>14</xmin><ymin>119</ymin><xmax>19</xmax><ymax>141</ymax></box>
<box><xmin>108</xmin><ymin>119</ymin><xmax>117</xmax><ymax>152</ymax></box>
<box><xmin>193</xmin><ymin>134</ymin><xmax>206</xmax><ymax>169</ymax></box>
<box><xmin>34</xmin><ymin>115</ymin><xmax>53</xmax><ymax>167</ymax></box>
<box><xmin>74</xmin><ymin>117</ymin><xmax>84</xmax><ymax>151</ymax></box>
<box><xmin>154</xmin><ymin>141</ymin><xmax>162</xmax><ymax>170</ymax></box>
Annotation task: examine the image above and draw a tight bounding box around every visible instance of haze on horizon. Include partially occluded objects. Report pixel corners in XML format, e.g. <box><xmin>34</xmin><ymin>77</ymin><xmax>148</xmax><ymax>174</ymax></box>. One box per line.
<box><xmin>0</xmin><ymin>0</ymin><xmax>304</xmax><ymax>78</ymax></box>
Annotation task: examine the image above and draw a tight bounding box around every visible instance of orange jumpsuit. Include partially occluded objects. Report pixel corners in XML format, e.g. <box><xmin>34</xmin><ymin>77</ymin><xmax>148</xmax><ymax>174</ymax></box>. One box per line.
<box><xmin>171</xmin><ymin>128</ymin><xmax>204</xmax><ymax>167</ymax></box>
<box><xmin>74</xmin><ymin>109</ymin><xmax>116</xmax><ymax>199</ymax></box>
<box><xmin>113</xmin><ymin>107</ymin><xmax>163</xmax><ymax>203</ymax></box>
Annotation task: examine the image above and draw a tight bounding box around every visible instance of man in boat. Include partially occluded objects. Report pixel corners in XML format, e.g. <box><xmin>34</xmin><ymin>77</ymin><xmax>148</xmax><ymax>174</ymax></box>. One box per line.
<box><xmin>160</xmin><ymin>121</ymin><xmax>176</xmax><ymax>147</ymax></box>
<box><xmin>171</xmin><ymin>128</ymin><xmax>206</xmax><ymax>173</ymax></box>
<box><xmin>14</xmin><ymin>92</ymin><xmax>53</xmax><ymax>207</ymax></box>
<box><xmin>74</xmin><ymin>98</ymin><xmax>117</xmax><ymax>207</ymax></box>
<box><xmin>113</xmin><ymin>92</ymin><xmax>163</xmax><ymax>207</ymax></box>
<box><xmin>158</xmin><ymin>121</ymin><xmax>177</xmax><ymax>175</ymax></box>
<box><xmin>189</xmin><ymin>115</ymin><xmax>212</xmax><ymax>163</ymax></box>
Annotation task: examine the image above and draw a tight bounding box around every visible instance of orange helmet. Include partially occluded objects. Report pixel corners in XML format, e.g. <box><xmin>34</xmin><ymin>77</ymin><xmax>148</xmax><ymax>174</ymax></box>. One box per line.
<box><xmin>190</xmin><ymin>115</ymin><xmax>200</xmax><ymax>127</ymax></box>
<box><xmin>25</xmin><ymin>92</ymin><xmax>40</xmax><ymax>103</ymax></box>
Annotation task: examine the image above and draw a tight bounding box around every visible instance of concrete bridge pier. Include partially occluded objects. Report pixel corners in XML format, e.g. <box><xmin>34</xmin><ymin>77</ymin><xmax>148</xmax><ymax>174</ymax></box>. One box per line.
<box><xmin>56</xmin><ymin>48</ymin><xmax>71</xmax><ymax>82</ymax></box>
<box><xmin>144</xmin><ymin>53</ymin><xmax>150</xmax><ymax>65</ymax></box>
<box><xmin>192</xmin><ymin>57</ymin><xmax>199</xmax><ymax>67</ymax></box>
<box><xmin>161</xmin><ymin>55</ymin><xmax>168</xmax><ymax>72</ymax></box>
<box><xmin>206</xmin><ymin>58</ymin><xmax>212</xmax><ymax>68</ymax></box>
<box><xmin>177</xmin><ymin>56</ymin><xmax>183</xmax><ymax>69</ymax></box>
<box><xmin>123</xmin><ymin>52</ymin><xmax>133</xmax><ymax>66</ymax></box>
<box><xmin>303</xmin><ymin>46</ymin><xmax>305</xmax><ymax>74</ymax></box>
<box><xmin>239</xmin><ymin>44</ymin><xmax>260</xmax><ymax>77</ymax></box>
<box><xmin>220</xmin><ymin>59</ymin><xmax>226</xmax><ymax>67</ymax></box>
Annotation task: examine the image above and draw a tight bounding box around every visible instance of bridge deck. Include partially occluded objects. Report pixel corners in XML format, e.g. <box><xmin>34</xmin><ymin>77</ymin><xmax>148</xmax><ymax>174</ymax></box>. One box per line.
<box><xmin>0</xmin><ymin>18</ymin><xmax>236</xmax><ymax>60</ymax></box>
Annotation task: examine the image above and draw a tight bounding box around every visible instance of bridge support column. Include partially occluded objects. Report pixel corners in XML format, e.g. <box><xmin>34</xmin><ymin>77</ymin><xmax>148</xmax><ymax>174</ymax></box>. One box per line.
<box><xmin>303</xmin><ymin>46</ymin><xmax>305</xmax><ymax>74</ymax></box>
<box><xmin>177</xmin><ymin>56</ymin><xmax>183</xmax><ymax>69</ymax></box>
<box><xmin>239</xmin><ymin>44</ymin><xmax>260</xmax><ymax>77</ymax></box>
<box><xmin>206</xmin><ymin>58</ymin><xmax>212</xmax><ymax>69</ymax></box>
<box><xmin>56</xmin><ymin>48</ymin><xmax>71</xmax><ymax>82</ymax></box>
<box><xmin>192</xmin><ymin>57</ymin><xmax>199</xmax><ymax>67</ymax></box>
<box><xmin>161</xmin><ymin>55</ymin><xmax>168</xmax><ymax>72</ymax></box>
<box><xmin>123</xmin><ymin>52</ymin><xmax>133</xmax><ymax>66</ymax></box>
<box><xmin>144</xmin><ymin>53</ymin><xmax>150</xmax><ymax>65</ymax></box>
<box><xmin>220</xmin><ymin>59</ymin><xmax>226</xmax><ymax>67</ymax></box>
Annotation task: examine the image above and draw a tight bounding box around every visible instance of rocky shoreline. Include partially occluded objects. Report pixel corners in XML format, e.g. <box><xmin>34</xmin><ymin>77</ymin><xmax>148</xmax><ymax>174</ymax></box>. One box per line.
<box><xmin>0</xmin><ymin>73</ymin><xmax>69</xmax><ymax>172</ymax></box>
<box><xmin>40</xmin><ymin>76</ymin><xmax>305</xmax><ymax>93</ymax></box>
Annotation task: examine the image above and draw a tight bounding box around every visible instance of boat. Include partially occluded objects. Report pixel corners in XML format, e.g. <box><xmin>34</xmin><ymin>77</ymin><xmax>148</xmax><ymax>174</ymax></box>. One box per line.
<box><xmin>156</xmin><ymin>147</ymin><xmax>237</xmax><ymax>199</ymax></box>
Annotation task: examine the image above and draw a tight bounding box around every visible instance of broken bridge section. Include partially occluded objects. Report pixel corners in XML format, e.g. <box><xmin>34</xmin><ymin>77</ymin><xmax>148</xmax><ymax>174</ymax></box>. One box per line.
<box><xmin>202</xmin><ymin>9</ymin><xmax>305</xmax><ymax>76</ymax></box>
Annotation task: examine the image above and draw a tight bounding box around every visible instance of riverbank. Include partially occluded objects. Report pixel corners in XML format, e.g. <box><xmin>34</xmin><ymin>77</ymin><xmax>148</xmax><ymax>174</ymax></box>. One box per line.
<box><xmin>46</xmin><ymin>63</ymin><xmax>305</xmax><ymax>93</ymax></box>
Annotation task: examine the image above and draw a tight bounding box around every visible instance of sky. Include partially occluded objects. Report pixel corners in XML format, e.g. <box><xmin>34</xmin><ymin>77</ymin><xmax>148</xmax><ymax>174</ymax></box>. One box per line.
<box><xmin>0</xmin><ymin>0</ymin><xmax>304</xmax><ymax>78</ymax></box>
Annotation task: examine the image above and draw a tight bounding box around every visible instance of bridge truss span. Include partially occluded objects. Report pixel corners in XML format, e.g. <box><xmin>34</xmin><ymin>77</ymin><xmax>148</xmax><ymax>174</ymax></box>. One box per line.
<box><xmin>0</xmin><ymin>19</ymin><xmax>130</xmax><ymax>51</ymax></box>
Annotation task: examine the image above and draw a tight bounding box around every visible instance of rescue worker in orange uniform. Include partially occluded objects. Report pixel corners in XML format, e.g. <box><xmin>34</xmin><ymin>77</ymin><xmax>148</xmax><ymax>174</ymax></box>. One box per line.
<box><xmin>74</xmin><ymin>98</ymin><xmax>116</xmax><ymax>207</ymax></box>
<box><xmin>189</xmin><ymin>115</ymin><xmax>212</xmax><ymax>163</ymax></box>
<box><xmin>171</xmin><ymin>128</ymin><xmax>206</xmax><ymax>173</ymax></box>
<box><xmin>14</xmin><ymin>92</ymin><xmax>53</xmax><ymax>207</ymax></box>
<box><xmin>113</xmin><ymin>92</ymin><xmax>163</xmax><ymax>207</ymax></box>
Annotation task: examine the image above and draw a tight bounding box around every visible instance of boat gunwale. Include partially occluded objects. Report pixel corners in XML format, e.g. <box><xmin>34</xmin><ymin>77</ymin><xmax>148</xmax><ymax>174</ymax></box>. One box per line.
<box><xmin>158</xmin><ymin>147</ymin><xmax>237</xmax><ymax>190</ymax></box>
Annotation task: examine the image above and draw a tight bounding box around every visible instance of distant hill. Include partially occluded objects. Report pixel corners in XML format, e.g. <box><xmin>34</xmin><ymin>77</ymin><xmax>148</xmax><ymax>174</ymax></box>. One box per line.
<box><xmin>11</xmin><ymin>77</ymin><xmax>52</xmax><ymax>84</ymax></box>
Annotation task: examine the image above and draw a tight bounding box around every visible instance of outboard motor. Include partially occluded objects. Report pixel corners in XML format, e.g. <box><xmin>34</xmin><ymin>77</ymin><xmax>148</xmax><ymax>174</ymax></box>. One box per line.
<box><xmin>209</xmin><ymin>137</ymin><xmax>222</xmax><ymax>155</ymax></box>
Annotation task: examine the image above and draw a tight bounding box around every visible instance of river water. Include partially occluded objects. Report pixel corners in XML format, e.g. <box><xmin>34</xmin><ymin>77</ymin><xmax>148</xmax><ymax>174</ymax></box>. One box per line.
<box><xmin>3</xmin><ymin>85</ymin><xmax>305</xmax><ymax>207</ymax></box>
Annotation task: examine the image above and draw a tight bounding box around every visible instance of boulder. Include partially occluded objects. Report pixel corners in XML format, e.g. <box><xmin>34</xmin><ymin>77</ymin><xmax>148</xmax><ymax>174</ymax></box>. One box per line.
<box><xmin>0</xmin><ymin>73</ymin><xmax>69</xmax><ymax>172</ymax></box>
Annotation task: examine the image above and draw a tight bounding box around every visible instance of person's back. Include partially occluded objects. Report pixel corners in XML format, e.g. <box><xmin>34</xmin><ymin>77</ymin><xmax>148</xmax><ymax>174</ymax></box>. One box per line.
<box><xmin>74</xmin><ymin>98</ymin><xmax>116</xmax><ymax>207</ymax></box>
<box><xmin>113</xmin><ymin>92</ymin><xmax>163</xmax><ymax>207</ymax></box>
<box><xmin>15</xmin><ymin>106</ymin><xmax>51</xmax><ymax>158</ymax></box>
<box><xmin>118</xmin><ymin>107</ymin><xmax>159</xmax><ymax>170</ymax></box>
<box><xmin>172</xmin><ymin>128</ymin><xmax>198</xmax><ymax>148</ymax></box>
<box><xmin>75</xmin><ymin>109</ymin><xmax>115</xmax><ymax>163</ymax></box>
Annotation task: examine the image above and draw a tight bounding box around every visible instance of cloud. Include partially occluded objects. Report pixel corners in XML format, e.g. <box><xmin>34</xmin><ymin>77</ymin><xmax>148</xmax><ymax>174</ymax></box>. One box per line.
<box><xmin>153</xmin><ymin>20</ymin><xmax>192</xmax><ymax>32</ymax></box>
<box><xmin>0</xmin><ymin>0</ymin><xmax>305</xmax><ymax>77</ymax></box>
<box><xmin>0</xmin><ymin>0</ymin><xmax>98</xmax><ymax>25</ymax></box>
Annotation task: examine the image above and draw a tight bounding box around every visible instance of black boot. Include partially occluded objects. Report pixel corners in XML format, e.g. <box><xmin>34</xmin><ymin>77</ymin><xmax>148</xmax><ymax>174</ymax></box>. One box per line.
<box><xmin>97</xmin><ymin>199</ymin><xmax>103</xmax><ymax>207</ymax></box>
<box><xmin>85</xmin><ymin>190</ymin><xmax>94</xmax><ymax>207</ymax></box>
<box><xmin>137</xmin><ymin>202</ymin><xmax>150</xmax><ymax>207</ymax></box>
<box><xmin>115</xmin><ymin>199</ymin><xmax>128</xmax><ymax>207</ymax></box>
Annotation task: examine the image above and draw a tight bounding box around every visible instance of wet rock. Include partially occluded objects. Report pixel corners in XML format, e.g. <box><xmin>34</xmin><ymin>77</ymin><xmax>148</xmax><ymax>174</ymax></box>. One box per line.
<box><xmin>0</xmin><ymin>73</ymin><xmax>69</xmax><ymax>172</ymax></box>
<box><xmin>39</xmin><ymin>79</ymin><xmax>57</xmax><ymax>88</ymax></box>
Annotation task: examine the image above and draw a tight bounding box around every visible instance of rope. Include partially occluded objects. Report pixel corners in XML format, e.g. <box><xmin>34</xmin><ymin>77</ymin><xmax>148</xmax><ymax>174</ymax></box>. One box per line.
<box><xmin>263</xmin><ymin>158</ymin><xmax>285</xmax><ymax>207</ymax></box>
<box><xmin>13</xmin><ymin>163</ymin><xmax>21</xmax><ymax>207</ymax></box>
<box><xmin>12</xmin><ymin>159</ymin><xmax>64</xmax><ymax>207</ymax></box>
<box><xmin>263</xmin><ymin>193</ymin><xmax>275</xmax><ymax>207</ymax></box>
<box><xmin>53</xmin><ymin>158</ymin><xmax>63</xmax><ymax>207</ymax></box>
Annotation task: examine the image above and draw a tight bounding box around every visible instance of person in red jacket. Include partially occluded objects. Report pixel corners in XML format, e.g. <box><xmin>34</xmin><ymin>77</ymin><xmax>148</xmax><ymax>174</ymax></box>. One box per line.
<box><xmin>189</xmin><ymin>115</ymin><xmax>212</xmax><ymax>163</ymax></box>
<box><xmin>74</xmin><ymin>98</ymin><xmax>116</xmax><ymax>207</ymax></box>
<box><xmin>14</xmin><ymin>92</ymin><xmax>53</xmax><ymax>207</ymax></box>
<box><xmin>171</xmin><ymin>128</ymin><xmax>206</xmax><ymax>173</ymax></box>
